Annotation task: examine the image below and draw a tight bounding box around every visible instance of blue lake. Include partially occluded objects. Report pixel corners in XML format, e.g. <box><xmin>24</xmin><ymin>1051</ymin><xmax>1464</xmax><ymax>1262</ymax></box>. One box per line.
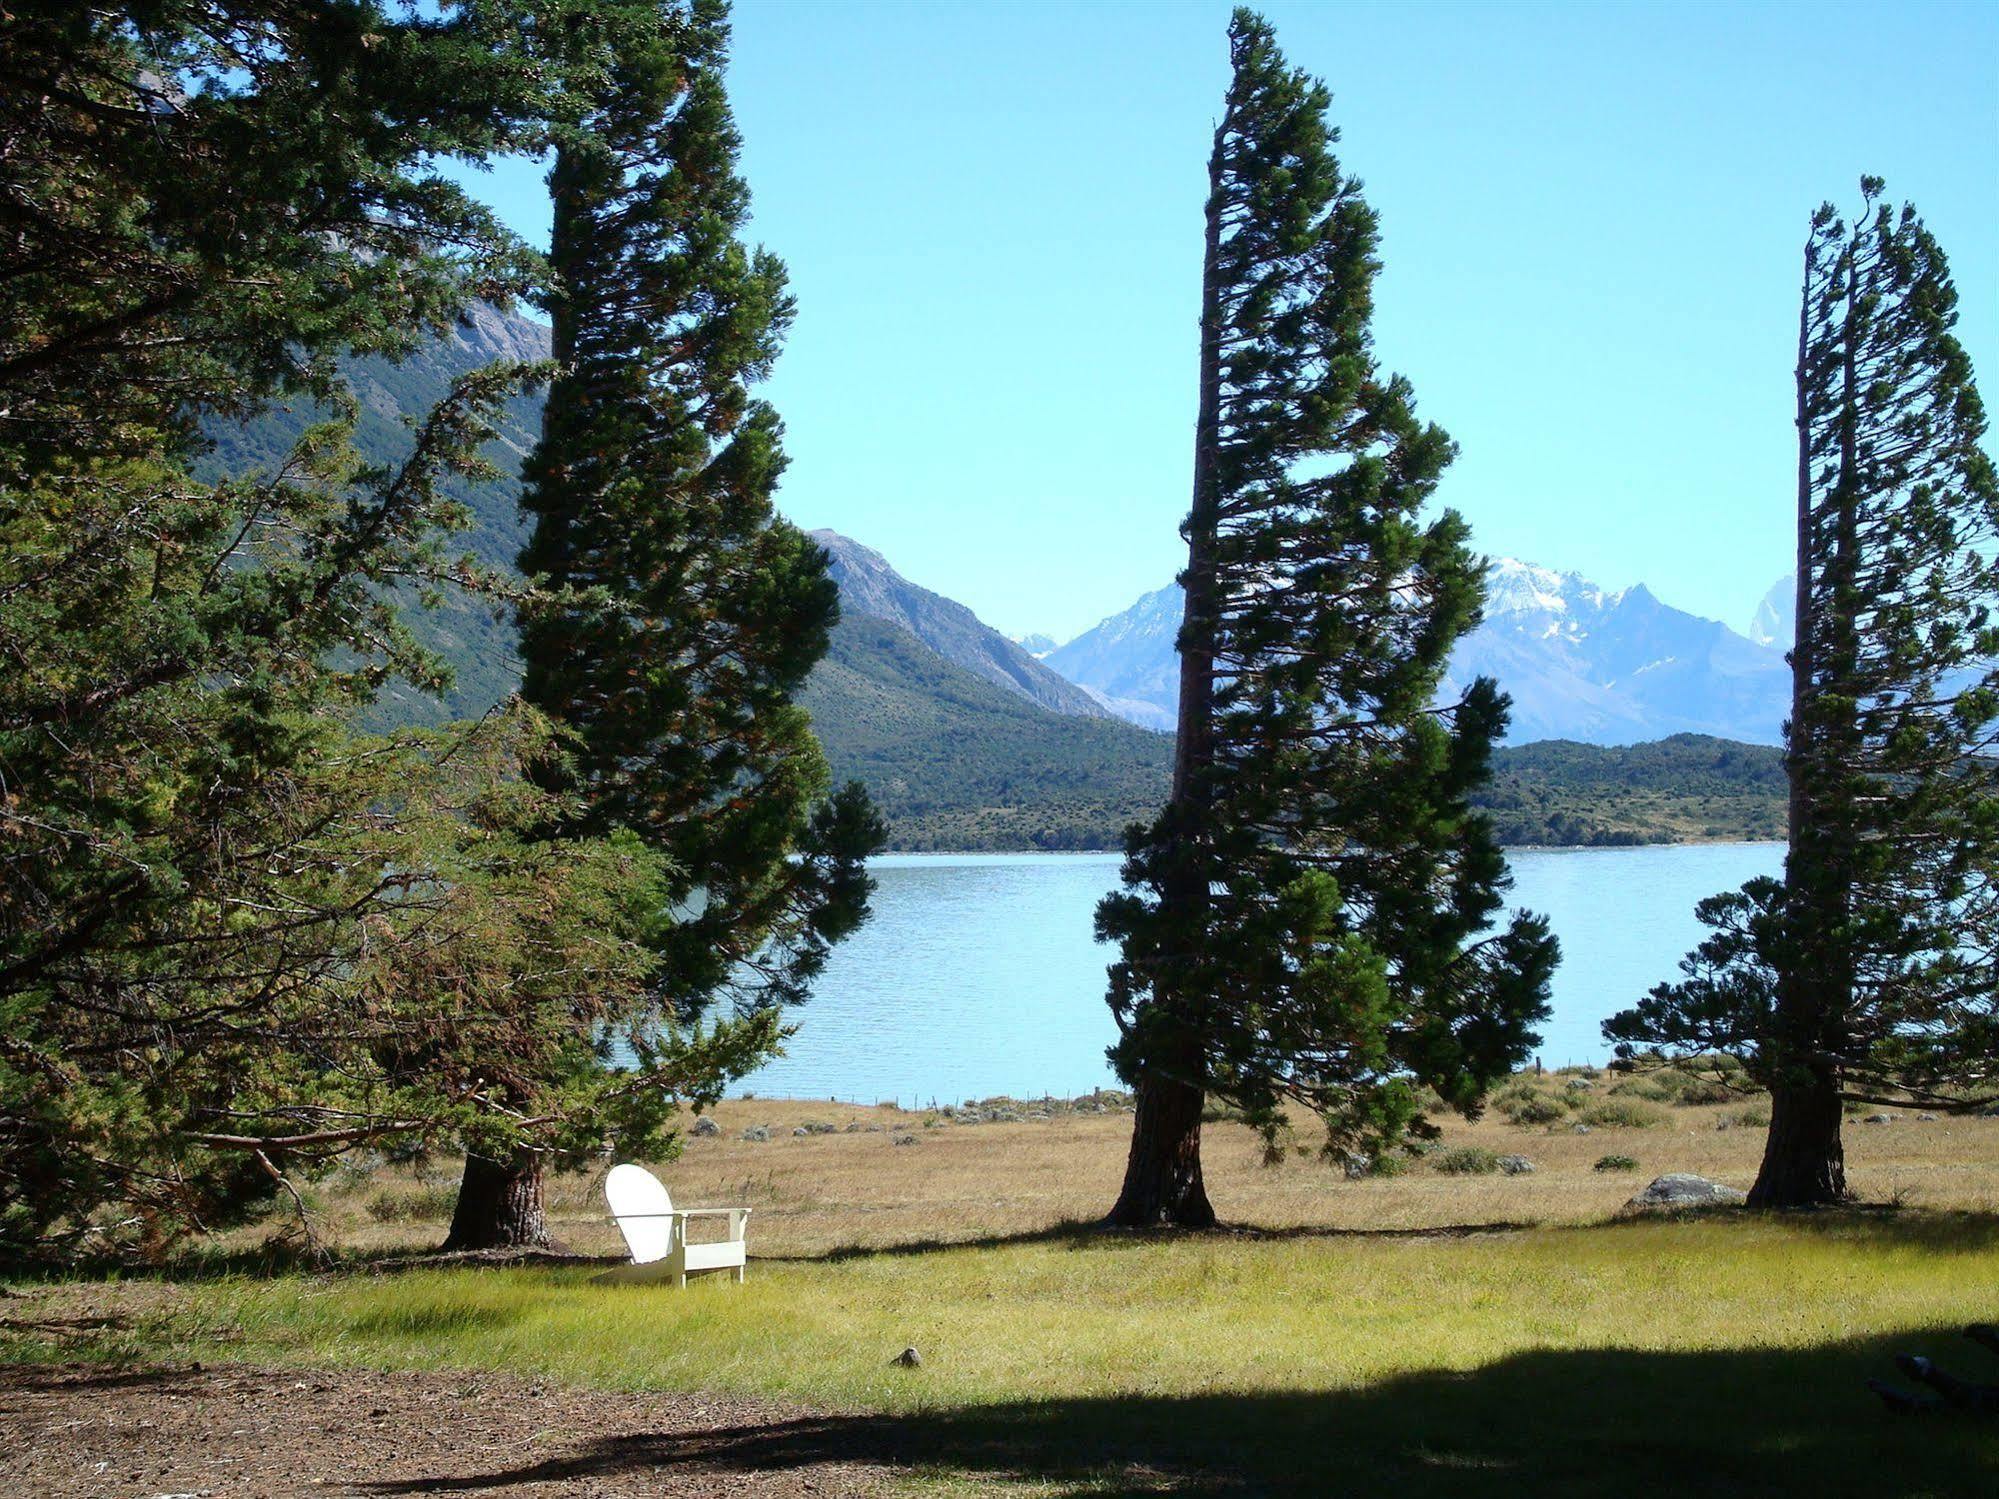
<box><xmin>741</xmin><ymin>844</ymin><xmax>1787</xmax><ymax>1107</ymax></box>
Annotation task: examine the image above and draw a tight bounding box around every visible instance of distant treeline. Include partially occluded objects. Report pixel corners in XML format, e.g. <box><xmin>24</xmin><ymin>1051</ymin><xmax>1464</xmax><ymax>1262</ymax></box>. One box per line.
<box><xmin>849</xmin><ymin>724</ymin><xmax>1787</xmax><ymax>853</ymax></box>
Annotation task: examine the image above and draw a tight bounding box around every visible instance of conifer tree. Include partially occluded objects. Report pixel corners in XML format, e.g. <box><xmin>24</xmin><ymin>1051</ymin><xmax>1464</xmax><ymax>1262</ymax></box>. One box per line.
<box><xmin>0</xmin><ymin>2</ymin><xmax>652</xmax><ymax>1257</ymax></box>
<box><xmin>1097</xmin><ymin>9</ymin><xmax>1557</xmax><ymax>1228</ymax></box>
<box><xmin>1607</xmin><ymin>181</ymin><xmax>1998</xmax><ymax>1207</ymax></box>
<box><xmin>451</xmin><ymin>0</ymin><xmax>883</xmax><ymax>1248</ymax></box>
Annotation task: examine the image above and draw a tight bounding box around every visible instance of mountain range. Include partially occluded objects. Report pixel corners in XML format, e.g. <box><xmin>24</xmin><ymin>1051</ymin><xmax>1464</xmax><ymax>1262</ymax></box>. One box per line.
<box><xmin>1044</xmin><ymin>560</ymin><xmax>1792</xmax><ymax>747</ymax></box>
<box><xmin>216</xmin><ymin>302</ymin><xmax>1789</xmax><ymax>847</ymax></box>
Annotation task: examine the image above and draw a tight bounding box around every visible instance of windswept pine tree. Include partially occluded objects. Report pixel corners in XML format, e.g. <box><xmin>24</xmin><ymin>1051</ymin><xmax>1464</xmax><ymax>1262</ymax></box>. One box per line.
<box><xmin>1607</xmin><ymin>181</ymin><xmax>1998</xmax><ymax>1208</ymax></box>
<box><xmin>449</xmin><ymin>0</ymin><xmax>883</xmax><ymax>1249</ymax></box>
<box><xmin>1096</xmin><ymin>9</ymin><xmax>1558</xmax><ymax>1228</ymax></box>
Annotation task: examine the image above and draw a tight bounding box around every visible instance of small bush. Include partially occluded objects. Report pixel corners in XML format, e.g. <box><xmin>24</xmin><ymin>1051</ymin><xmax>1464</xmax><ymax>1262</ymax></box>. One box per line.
<box><xmin>1727</xmin><ymin>1106</ymin><xmax>1771</xmax><ymax>1128</ymax></box>
<box><xmin>1593</xmin><ymin>1154</ymin><xmax>1639</xmax><ymax>1172</ymax></box>
<box><xmin>1499</xmin><ymin>1093</ymin><xmax>1570</xmax><ymax>1126</ymax></box>
<box><xmin>366</xmin><ymin>1185</ymin><xmax>458</xmax><ymax>1223</ymax></box>
<box><xmin>1607</xmin><ymin>1077</ymin><xmax>1676</xmax><ymax>1104</ymax></box>
<box><xmin>1434</xmin><ymin>1146</ymin><xmax>1500</xmax><ymax>1176</ymax></box>
<box><xmin>1579</xmin><ymin>1098</ymin><xmax>1667</xmax><ymax>1130</ymax></box>
<box><xmin>1656</xmin><ymin>1071</ymin><xmax>1736</xmax><ymax>1107</ymax></box>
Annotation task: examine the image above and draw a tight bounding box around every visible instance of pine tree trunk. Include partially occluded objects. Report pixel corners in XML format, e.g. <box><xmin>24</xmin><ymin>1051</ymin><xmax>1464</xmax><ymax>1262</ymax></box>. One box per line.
<box><xmin>1106</xmin><ymin>1069</ymin><xmax>1215</xmax><ymax>1227</ymax></box>
<box><xmin>1754</xmin><ymin>229</ymin><xmax>1858</xmax><ymax>1216</ymax></box>
<box><xmin>1749</xmin><ymin>1066</ymin><xmax>1847</xmax><ymax>1207</ymax></box>
<box><xmin>442</xmin><ymin>1152</ymin><xmax>556</xmax><ymax>1252</ymax></box>
<box><xmin>1106</xmin><ymin>113</ymin><xmax>1233</xmax><ymax>1231</ymax></box>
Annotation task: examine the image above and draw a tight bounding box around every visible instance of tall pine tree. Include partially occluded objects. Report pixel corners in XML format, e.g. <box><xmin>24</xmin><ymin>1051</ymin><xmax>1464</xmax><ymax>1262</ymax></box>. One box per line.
<box><xmin>447</xmin><ymin>0</ymin><xmax>883</xmax><ymax>1249</ymax></box>
<box><xmin>1097</xmin><ymin>9</ymin><xmax>1557</xmax><ymax>1228</ymax></box>
<box><xmin>1607</xmin><ymin>181</ymin><xmax>1998</xmax><ymax>1208</ymax></box>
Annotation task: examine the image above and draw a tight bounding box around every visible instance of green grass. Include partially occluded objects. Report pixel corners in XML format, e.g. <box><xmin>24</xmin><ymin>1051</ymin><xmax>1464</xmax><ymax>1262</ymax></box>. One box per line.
<box><xmin>9</xmin><ymin>1214</ymin><xmax>1997</xmax><ymax>1495</ymax></box>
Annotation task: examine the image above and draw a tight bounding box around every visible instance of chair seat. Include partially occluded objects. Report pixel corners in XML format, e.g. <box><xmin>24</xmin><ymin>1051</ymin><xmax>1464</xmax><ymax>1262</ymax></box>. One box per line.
<box><xmin>682</xmin><ymin>1239</ymin><xmax>747</xmax><ymax>1273</ymax></box>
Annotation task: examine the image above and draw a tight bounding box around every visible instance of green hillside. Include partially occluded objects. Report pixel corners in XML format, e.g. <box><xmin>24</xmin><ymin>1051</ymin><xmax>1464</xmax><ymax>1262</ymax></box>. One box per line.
<box><xmin>802</xmin><ymin>614</ymin><xmax>1173</xmax><ymax>850</ymax></box>
<box><xmin>1478</xmin><ymin>735</ymin><xmax>1787</xmax><ymax>846</ymax></box>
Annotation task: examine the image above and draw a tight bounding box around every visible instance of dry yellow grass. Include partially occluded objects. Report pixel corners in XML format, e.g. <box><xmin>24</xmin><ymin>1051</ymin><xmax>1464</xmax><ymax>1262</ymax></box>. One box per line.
<box><xmin>322</xmin><ymin>1082</ymin><xmax>1999</xmax><ymax>1259</ymax></box>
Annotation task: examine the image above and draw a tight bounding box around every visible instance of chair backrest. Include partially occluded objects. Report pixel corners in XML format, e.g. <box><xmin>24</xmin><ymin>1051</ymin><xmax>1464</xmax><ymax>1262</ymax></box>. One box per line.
<box><xmin>605</xmin><ymin>1163</ymin><xmax>674</xmax><ymax>1264</ymax></box>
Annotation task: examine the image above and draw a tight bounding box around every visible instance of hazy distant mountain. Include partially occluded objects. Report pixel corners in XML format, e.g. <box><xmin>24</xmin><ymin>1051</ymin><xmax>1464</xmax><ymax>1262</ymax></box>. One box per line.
<box><xmin>1041</xmin><ymin>559</ymin><xmax>1790</xmax><ymax>747</ymax></box>
<box><xmin>1748</xmin><ymin>576</ymin><xmax>1796</xmax><ymax>648</ymax></box>
<box><xmin>809</xmin><ymin>531</ymin><xmax>1110</xmax><ymax>720</ymax></box>
<box><xmin>1043</xmin><ymin>584</ymin><xmax>1183</xmax><ymax>732</ymax></box>
<box><xmin>1013</xmin><ymin>632</ymin><xmax>1059</xmax><ymax>658</ymax></box>
<box><xmin>216</xmin><ymin>302</ymin><xmax>1789</xmax><ymax>844</ymax></box>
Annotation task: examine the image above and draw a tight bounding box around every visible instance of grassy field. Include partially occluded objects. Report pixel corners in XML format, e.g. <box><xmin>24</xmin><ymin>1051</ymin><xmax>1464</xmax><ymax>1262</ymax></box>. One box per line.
<box><xmin>6</xmin><ymin>1076</ymin><xmax>1998</xmax><ymax>1495</ymax></box>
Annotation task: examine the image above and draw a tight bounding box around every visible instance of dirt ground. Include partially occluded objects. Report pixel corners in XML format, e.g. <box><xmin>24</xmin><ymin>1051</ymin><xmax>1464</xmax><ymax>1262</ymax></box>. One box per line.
<box><xmin>0</xmin><ymin>1361</ymin><xmax>899</xmax><ymax>1497</ymax></box>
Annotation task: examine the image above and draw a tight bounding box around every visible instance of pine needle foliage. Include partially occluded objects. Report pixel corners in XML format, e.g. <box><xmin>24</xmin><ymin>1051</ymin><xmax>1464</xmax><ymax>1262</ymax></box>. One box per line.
<box><xmin>516</xmin><ymin>0</ymin><xmax>883</xmax><ymax>1030</ymax></box>
<box><xmin>1098</xmin><ymin>10</ymin><xmax>1556</xmax><ymax>1227</ymax></box>
<box><xmin>1607</xmin><ymin>180</ymin><xmax>1999</xmax><ymax>1207</ymax></box>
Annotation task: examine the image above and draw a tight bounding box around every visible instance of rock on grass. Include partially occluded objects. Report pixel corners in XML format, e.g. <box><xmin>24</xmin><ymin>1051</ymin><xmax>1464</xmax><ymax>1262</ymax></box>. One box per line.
<box><xmin>1624</xmin><ymin>1174</ymin><xmax>1746</xmax><ymax>1211</ymax></box>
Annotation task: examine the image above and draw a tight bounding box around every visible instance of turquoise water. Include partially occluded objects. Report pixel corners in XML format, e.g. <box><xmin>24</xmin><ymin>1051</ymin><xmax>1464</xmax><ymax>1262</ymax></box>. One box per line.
<box><xmin>741</xmin><ymin>844</ymin><xmax>1787</xmax><ymax>1106</ymax></box>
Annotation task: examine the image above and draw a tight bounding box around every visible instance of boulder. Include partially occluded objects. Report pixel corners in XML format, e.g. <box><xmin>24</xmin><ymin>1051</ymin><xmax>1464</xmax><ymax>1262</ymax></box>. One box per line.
<box><xmin>690</xmin><ymin>1116</ymin><xmax>721</xmax><ymax>1138</ymax></box>
<box><xmin>1625</xmin><ymin>1173</ymin><xmax>1746</xmax><ymax>1211</ymax></box>
<box><xmin>1497</xmin><ymin>1154</ymin><xmax>1536</xmax><ymax>1175</ymax></box>
<box><xmin>892</xmin><ymin>1133</ymin><xmax>919</xmax><ymax>1146</ymax></box>
<box><xmin>740</xmin><ymin>1125</ymin><xmax>771</xmax><ymax>1143</ymax></box>
<box><xmin>1862</xmin><ymin>1113</ymin><xmax>1895</xmax><ymax>1125</ymax></box>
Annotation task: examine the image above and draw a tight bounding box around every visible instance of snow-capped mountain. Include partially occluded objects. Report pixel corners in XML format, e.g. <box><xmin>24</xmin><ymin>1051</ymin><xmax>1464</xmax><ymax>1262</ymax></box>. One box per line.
<box><xmin>1041</xmin><ymin>559</ymin><xmax>1790</xmax><ymax>747</ymax></box>
<box><xmin>1013</xmin><ymin>632</ymin><xmax>1059</xmax><ymax>659</ymax></box>
<box><xmin>1748</xmin><ymin>576</ymin><xmax>1796</xmax><ymax>648</ymax></box>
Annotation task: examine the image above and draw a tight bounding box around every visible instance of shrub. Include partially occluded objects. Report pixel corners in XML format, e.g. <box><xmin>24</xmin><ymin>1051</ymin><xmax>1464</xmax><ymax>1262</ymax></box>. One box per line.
<box><xmin>1655</xmin><ymin>1071</ymin><xmax>1736</xmax><ymax>1107</ymax></box>
<box><xmin>1675</xmin><ymin>1079</ymin><xmax>1736</xmax><ymax>1107</ymax></box>
<box><xmin>1434</xmin><ymin>1146</ymin><xmax>1500</xmax><ymax>1176</ymax></box>
<box><xmin>1499</xmin><ymin>1093</ymin><xmax>1570</xmax><ymax>1126</ymax></box>
<box><xmin>1727</xmin><ymin>1106</ymin><xmax>1771</xmax><ymax>1128</ymax></box>
<box><xmin>1593</xmin><ymin>1154</ymin><xmax>1639</xmax><ymax>1172</ymax></box>
<box><xmin>1338</xmin><ymin>1150</ymin><xmax>1406</xmax><ymax>1179</ymax></box>
<box><xmin>1607</xmin><ymin>1077</ymin><xmax>1676</xmax><ymax>1104</ymax></box>
<box><xmin>1579</xmin><ymin>1099</ymin><xmax>1667</xmax><ymax>1130</ymax></box>
<box><xmin>365</xmin><ymin>1185</ymin><xmax>458</xmax><ymax>1223</ymax></box>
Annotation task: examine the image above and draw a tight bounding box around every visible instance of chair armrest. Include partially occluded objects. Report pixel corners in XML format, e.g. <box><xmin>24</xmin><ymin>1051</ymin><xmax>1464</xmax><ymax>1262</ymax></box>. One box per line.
<box><xmin>676</xmin><ymin>1207</ymin><xmax>746</xmax><ymax>1218</ymax></box>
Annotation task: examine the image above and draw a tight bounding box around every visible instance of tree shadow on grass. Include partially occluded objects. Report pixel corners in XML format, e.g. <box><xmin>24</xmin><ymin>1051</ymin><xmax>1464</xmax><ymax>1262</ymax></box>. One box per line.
<box><xmin>352</xmin><ymin>1328</ymin><xmax>1999</xmax><ymax>1499</ymax></box>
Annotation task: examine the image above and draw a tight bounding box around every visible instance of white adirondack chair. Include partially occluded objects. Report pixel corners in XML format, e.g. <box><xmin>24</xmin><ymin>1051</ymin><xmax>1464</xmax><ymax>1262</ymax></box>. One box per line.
<box><xmin>595</xmin><ymin>1163</ymin><xmax>750</xmax><ymax>1287</ymax></box>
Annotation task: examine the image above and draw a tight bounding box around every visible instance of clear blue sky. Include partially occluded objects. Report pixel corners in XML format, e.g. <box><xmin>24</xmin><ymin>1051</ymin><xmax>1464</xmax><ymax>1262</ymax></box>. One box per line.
<box><xmin>452</xmin><ymin>0</ymin><xmax>1997</xmax><ymax>643</ymax></box>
